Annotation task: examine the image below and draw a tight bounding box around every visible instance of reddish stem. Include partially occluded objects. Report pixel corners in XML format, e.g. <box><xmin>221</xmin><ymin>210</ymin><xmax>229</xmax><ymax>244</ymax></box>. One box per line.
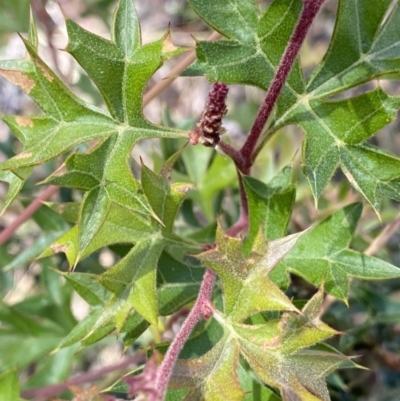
<box><xmin>225</xmin><ymin>212</ymin><xmax>248</xmax><ymax>237</ymax></box>
<box><xmin>239</xmin><ymin>0</ymin><xmax>326</xmax><ymax>169</ymax></box>
<box><xmin>218</xmin><ymin>141</ymin><xmax>247</xmax><ymax>173</ymax></box>
<box><xmin>21</xmin><ymin>353</ymin><xmax>145</xmax><ymax>400</ymax></box>
<box><xmin>155</xmin><ymin>268</ymin><xmax>216</xmax><ymax>400</ymax></box>
<box><xmin>143</xmin><ymin>2</ymin><xmax>327</xmax><ymax>398</ymax></box>
<box><xmin>0</xmin><ymin>185</ymin><xmax>59</xmax><ymax>245</ymax></box>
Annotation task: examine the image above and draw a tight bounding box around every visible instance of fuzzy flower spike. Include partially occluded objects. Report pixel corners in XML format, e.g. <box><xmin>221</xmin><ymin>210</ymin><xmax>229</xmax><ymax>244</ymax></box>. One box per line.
<box><xmin>190</xmin><ymin>82</ymin><xmax>228</xmax><ymax>147</ymax></box>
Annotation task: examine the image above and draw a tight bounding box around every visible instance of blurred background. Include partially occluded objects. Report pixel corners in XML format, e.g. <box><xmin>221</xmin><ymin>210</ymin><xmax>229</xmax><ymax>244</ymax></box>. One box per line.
<box><xmin>0</xmin><ymin>1</ymin><xmax>400</xmax><ymax>400</ymax></box>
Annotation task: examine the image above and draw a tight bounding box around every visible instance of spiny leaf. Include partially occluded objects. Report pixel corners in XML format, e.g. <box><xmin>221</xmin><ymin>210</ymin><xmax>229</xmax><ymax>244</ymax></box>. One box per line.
<box><xmin>0</xmin><ymin>0</ymin><xmax>188</xmax><ymax>255</ymax></box>
<box><xmin>100</xmin><ymin>237</ymin><xmax>164</xmax><ymax>326</ymax></box>
<box><xmin>57</xmin><ymin>252</ymin><xmax>202</xmax><ymax>349</ymax></box>
<box><xmin>171</xmin><ymin>337</ymin><xmax>245</xmax><ymax>401</ymax></box>
<box><xmin>141</xmin><ymin>160</ymin><xmax>194</xmax><ymax>234</ymax></box>
<box><xmin>186</xmin><ymin>0</ymin><xmax>400</xmax><ymax>210</ymax></box>
<box><xmin>21</xmin><ymin>0</ymin><xmax>194</xmax><ymax>329</ymax></box>
<box><xmin>46</xmin><ymin>135</ymin><xmax>156</xmax><ymax>257</ymax></box>
<box><xmin>273</xmin><ymin>203</ymin><xmax>400</xmax><ymax>300</ymax></box>
<box><xmin>49</xmin><ymin>154</ymin><xmax>193</xmax><ymax>329</ymax></box>
<box><xmin>63</xmin><ymin>273</ymin><xmax>110</xmax><ymax>307</ymax></box>
<box><xmin>171</xmin><ymin>286</ymin><xmax>352</xmax><ymax>401</ymax></box>
<box><xmin>307</xmin><ymin>0</ymin><xmax>400</xmax><ymax>96</ymax></box>
<box><xmin>39</xmin><ymin>203</ymin><xmax>154</xmax><ymax>266</ymax></box>
<box><xmin>197</xmin><ymin>224</ymin><xmax>299</xmax><ymax>322</ymax></box>
<box><xmin>243</xmin><ymin>165</ymin><xmax>295</xmax><ymax>254</ymax></box>
<box><xmin>0</xmin><ymin>41</ymin><xmax>116</xmax><ymax>170</ymax></box>
<box><xmin>293</xmin><ymin>89</ymin><xmax>400</xmax><ymax>211</ymax></box>
<box><xmin>65</xmin><ymin>0</ymin><xmax>185</xmax><ymax>123</ymax></box>
<box><xmin>184</xmin><ymin>0</ymin><xmax>304</xmax><ymax>116</ymax></box>
<box><xmin>0</xmin><ymin>168</ymin><xmax>31</xmax><ymax>217</ymax></box>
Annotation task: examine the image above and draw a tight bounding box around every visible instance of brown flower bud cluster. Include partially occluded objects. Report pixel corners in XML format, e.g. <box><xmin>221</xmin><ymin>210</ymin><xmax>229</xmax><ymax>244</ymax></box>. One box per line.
<box><xmin>189</xmin><ymin>82</ymin><xmax>228</xmax><ymax>147</ymax></box>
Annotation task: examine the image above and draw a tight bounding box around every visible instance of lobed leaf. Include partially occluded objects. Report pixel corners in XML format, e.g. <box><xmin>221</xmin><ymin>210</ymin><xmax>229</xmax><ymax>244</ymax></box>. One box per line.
<box><xmin>198</xmin><ymin>224</ymin><xmax>299</xmax><ymax>322</ymax></box>
<box><xmin>243</xmin><ymin>165</ymin><xmax>295</xmax><ymax>254</ymax></box>
<box><xmin>1</xmin><ymin>0</ymin><xmax>189</xmax><ymax>268</ymax></box>
<box><xmin>273</xmin><ymin>203</ymin><xmax>400</xmax><ymax>300</ymax></box>
<box><xmin>186</xmin><ymin>0</ymin><xmax>400</xmax><ymax>210</ymax></box>
<box><xmin>184</xmin><ymin>0</ymin><xmax>304</xmax><ymax>116</ymax></box>
<box><xmin>170</xmin><ymin>286</ymin><xmax>353</xmax><ymax>401</ymax></box>
<box><xmin>307</xmin><ymin>0</ymin><xmax>400</xmax><ymax>96</ymax></box>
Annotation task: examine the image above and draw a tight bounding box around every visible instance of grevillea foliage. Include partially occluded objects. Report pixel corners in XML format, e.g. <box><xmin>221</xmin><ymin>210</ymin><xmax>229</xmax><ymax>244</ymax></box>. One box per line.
<box><xmin>1</xmin><ymin>0</ymin><xmax>400</xmax><ymax>400</ymax></box>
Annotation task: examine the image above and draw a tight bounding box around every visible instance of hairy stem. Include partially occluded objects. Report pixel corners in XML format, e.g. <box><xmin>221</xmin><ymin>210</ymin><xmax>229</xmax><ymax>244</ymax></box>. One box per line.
<box><xmin>155</xmin><ymin>268</ymin><xmax>216</xmax><ymax>400</ymax></box>
<box><xmin>212</xmin><ymin>0</ymin><xmax>325</xmax><ymax>241</ymax></box>
<box><xmin>225</xmin><ymin>212</ymin><xmax>249</xmax><ymax>237</ymax></box>
<box><xmin>218</xmin><ymin>140</ymin><xmax>247</xmax><ymax>173</ymax></box>
<box><xmin>239</xmin><ymin>0</ymin><xmax>326</xmax><ymax>168</ymax></box>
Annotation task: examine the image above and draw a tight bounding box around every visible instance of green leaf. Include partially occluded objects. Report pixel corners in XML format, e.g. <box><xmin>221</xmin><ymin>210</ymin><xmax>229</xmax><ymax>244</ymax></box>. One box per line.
<box><xmin>0</xmin><ymin>370</ymin><xmax>25</xmax><ymax>401</ymax></box>
<box><xmin>63</xmin><ymin>273</ymin><xmax>110</xmax><ymax>307</ymax></box>
<box><xmin>157</xmin><ymin>252</ymin><xmax>203</xmax><ymax>316</ymax></box>
<box><xmin>112</xmin><ymin>0</ymin><xmax>140</xmax><ymax>58</ymax></box>
<box><xmin>0</xmin><ymin>52</ymin><xmax>115</xmax><ymax>171</ymax></box>
<box><xmin>41</xmin><ymin>262</ymin><xmax>65</xmax><ymax>307</ymax></box>
<box><xmin>0</xmin><ymin>168</ymin><xmax>31</xmax><ymax>216</ymax></box>
<box><xmin>23</xmin><ymin>344</ymin><xmax>78</xmax><ymax>388</ymax></box>
<box><xmin>171</xmin><ymin>288</ymin><xmax>353</xmax><ymax>401</ymax></box>
<box><xmin>307</xmin><ymin>0</ymin><xmax>400</xmax><ymax>96</ymax></box>
<box><xmin>171</xmin><ymin>337</ymin><xmax>245</xmax><ymax>401</ymax></box>
<box><xmin>180</xmin><ymin>143</ymin><xmax>237</xmax><ymax>221</ymax></box>
<box><xmin>100</xmin><ymin>237</ymin><xmax>164</xmax><ymax>325</ymax></box>
<box><xmin>40</xmin><ymin>203</ymin><xmax>154</xmax><ymax>266</ymax></box>
<box><xmin>28</xmin><ymin>7</ymin><xmax>38</xmax><ymax>51</ymax></box>
<box><xmin>141</xmin><ymin>161</ymin><xmax>194</xmax><ymax>234</ymax></box>
<box><xmin>239</xmin><ymin>365</ymin><xmax>282</xmax><ymax>401</ymax></box>
<box><xmin>46</xmin><ymin>135</ymin><xmax>155</xmax><ymax>257</ymax></box>
<box><xmin>44</xmin><ymin>202</ymin><xmax>80</xmax><ymax>224</ymax></box>
<box><xmin>243</xmin><ymin>165</ymin><xmax>295</xmax><ymax>254</ymax></box>
<box><xmin>184</xmin><ymin>0</ymin><xmax>304</xmax><ymax>116</ymax></box>
<box><xmin>187</xmin><ymin>0</ymin><xmax>400</xmax><ymax>210</ymax></box>
<box><xmin>0</xmin><ymin>0</ymin><xmax>188</xmax><ymax>261</ymax></box>
<box><xmin>58</xmin><ymin>252</ymin><xmax>203</xmax><ymax>349</ymax></box>
<box><xmin>275</xmin><ymin>203</ymin><xmax>400</xmax><ymax>300</ymax></box>
<box><xmin>4</xmin><ymin>204</ymin><xmax>70</xmax><ymax>271</ymax></box>
<box><xmin>198</xmin><ymin>224</ymin><xmax>299</xmax><ymax>322</ymax></box>
<box><xmin>92</xmin><ymin>159</ymin><xmax>192</xmax><ymax>326</ymax></box>
<box><xmin>0</xmin><ymin>325</ymin><xmax>63</xmax><ymax>372</ymax></box>
<box><xmin>53</xmin><ymin>155</ymin><xmax>195</xmax><ymax>338</ymax></box>
<box><xmin>293</xmin><ymin>89</ymin><xmax>400</xmax><ymax>210</ymax></box>
<box><xmin>65</xmin><ymin>0</ymin><xmax>184</xmax><ymax>124</ymax></box>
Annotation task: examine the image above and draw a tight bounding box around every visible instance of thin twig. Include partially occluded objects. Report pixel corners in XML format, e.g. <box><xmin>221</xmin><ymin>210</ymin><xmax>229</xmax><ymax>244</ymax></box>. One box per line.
<box><xmin>155</xmin><ymin>269</ymin><xmax>216</xmax><ymax>401</ymax></box>
<box><xmin>144</xmin><ymin>31</ymin><xmax>220</xmax><ymax>106</ymax></box>
<box><xmin>0</xmin><ymin>185</ymin><xmax>59</xmax><ymax>245</ymax></box>
<box><xmin>21</xmin><ymin>353</ymin><xmax>145</xmax><ymax>401</ymax></box>
<box><xmin>364</xmin><ymin>213</ymin><xmax>400</xmax><ymax>256</ymax></box>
